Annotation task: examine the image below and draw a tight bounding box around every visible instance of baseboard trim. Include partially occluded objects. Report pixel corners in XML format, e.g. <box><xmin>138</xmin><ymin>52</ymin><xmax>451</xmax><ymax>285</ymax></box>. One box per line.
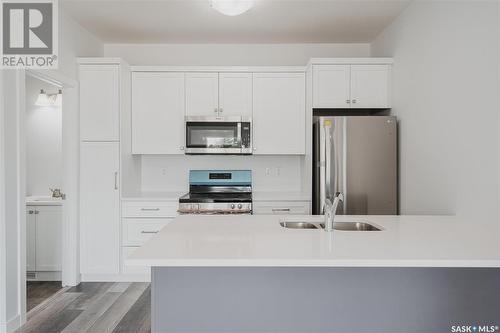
<box><xmin>0</xmin><ymin>314</ymin><xmax>21</xmax><ymax>333</ymax></box>
<box><xmin>81</xmin><ymin>273</ymin><xmax>150</xmax><ymax>282</ymax></box>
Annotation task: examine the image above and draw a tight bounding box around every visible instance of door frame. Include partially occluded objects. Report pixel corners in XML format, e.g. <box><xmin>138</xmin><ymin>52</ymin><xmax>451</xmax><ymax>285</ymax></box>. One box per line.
<box><xmin>20</xmin><ymin>69</ymin><xmax>79</xmax><ymax>324</ymax></box>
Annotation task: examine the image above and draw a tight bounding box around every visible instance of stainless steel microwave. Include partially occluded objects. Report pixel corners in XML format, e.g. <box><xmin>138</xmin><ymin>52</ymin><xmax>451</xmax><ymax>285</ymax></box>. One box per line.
<box><xmin>185</xmin><ymin>116</ymin><xmax>252</xmax><ymax>155</ymax></box>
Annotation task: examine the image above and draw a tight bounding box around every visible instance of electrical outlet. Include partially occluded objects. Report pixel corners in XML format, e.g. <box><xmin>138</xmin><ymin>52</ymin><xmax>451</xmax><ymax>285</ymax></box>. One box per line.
<box><xmin>265</xmin><ymin>168</ymin><xmax>271</xmax><ymax>176</ymax></box>
<box><xmin>275</xmin><ymin>167</ymin><xmax>281</xmax><ymax>176</ymax></box>
<box><xmin>161</xmin><ymin>168</ymin><xmax>167</xmax><ymax>176</ymax></box>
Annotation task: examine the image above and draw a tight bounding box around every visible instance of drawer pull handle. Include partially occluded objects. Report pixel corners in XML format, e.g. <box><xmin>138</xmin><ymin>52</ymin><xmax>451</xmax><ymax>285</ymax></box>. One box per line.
<box><xmin>140</xmin><ymin>208</ymin><xmax>160</xmax><ymax>211</ymax></box>
<box><xmin>141</xmin><ymin>231</ymin><xmax>159</xmax><ymax>234</ymax></box>
<box><xmin>273</xmin><ymin>208</ymin><xmax>290</xmax><ymax>211</ymax></box>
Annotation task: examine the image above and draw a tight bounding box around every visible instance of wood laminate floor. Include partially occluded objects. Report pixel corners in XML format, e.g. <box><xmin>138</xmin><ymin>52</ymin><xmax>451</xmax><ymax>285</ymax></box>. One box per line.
<box><xmin>27</xmin><ymin>281</ymin><xmax>64</xmax><ymax>312</ymax></box>
<box><xmin>19</xmin><ymin>282</ymin><xmax>151</xmax><ymax>333</ymax></box>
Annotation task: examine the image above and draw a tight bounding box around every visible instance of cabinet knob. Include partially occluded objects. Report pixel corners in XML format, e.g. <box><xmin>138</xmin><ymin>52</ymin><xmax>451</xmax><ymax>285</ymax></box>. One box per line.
<box><xmin>346</xmin><ymin>99</ymin><xmax>351</xmax><ymax>104</ymax></box>
<box><xmin>180</xmin><ymin>146</ymin><xmax>184</xmax><ymax>151</ymax></box>
<box><xmin>219</xmin><ymin>108</ymin><xmax>223</xmax><ymax>113</ymax></box>
<box><xmin>34</xmin><ymin>210</ymin><xmax>39</xmax><ymax>215</ymax></box>
<box><xmin>253</xmin><ymin>147</ymin><xmax>257</xmax><ymax>151</ymax></box>
<box><xmin>28</xmin><ymin>210</ymin><xmax>34</xmax><ymax>214</ymax></box>
<box><xmin>352</xmin><ymin>99</ymin><xmax>357</xmax><ymax>104</ymax></box>
<box><xmin>214</xmin><ymin>108</ymin><xmax>218</xmax><ymax>113</ymax></box>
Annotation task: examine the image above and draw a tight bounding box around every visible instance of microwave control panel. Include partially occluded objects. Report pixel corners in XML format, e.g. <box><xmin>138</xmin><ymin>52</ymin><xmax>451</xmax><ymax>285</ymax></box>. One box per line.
<box><xmin>241</xmin><ymin>122</ymin><xmax>251</xmax><ymax>148</ymax></box>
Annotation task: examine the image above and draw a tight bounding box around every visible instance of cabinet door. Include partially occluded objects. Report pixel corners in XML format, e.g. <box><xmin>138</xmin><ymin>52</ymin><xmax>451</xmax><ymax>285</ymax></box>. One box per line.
<box><xmin>35</xmin><ymin>206</ymin><xmax>62</xmax><ymax>271</ymax></box>
<box><xmin>132</xmin><ymin>72</ymin><xmax>185</xmax><ymax>154</ymax></box>
<box><xmin>185</xmin><ymin>73</ymin><xmax>219</xmax><ymax>116</ymax></box>
<box><xmin>80</xmin><ymin>65</ymin><xmax>120</xmax><ymax>141</ymax></box>
<box><xmin>350</xmin><ymin>65</ymin><xmax>391</xmax><ymax>108</ymax></box>
<box><xmin>80</xmin><ymin>142</ymin><xmax>120</xmax><ymax>275</ymax></box>
<box><xmin>253</xmin><ymin>201</ymin><xmax>310</xmax><ymax>215</ymax></box>
<box><xmin>218</xmin><ymin>73</ymin><xmax>252</xmax><ymax>116</ymax></box>
<box><xmin>312</xmin><ymin>65</ymin><xmax>351</xmax><ymax>108</ymax></box>
<box><xmin>252</xmin><ymin>73</ymin><xmax>306</xmax><ymax>155</ymax></box>
<box><xmin>26</xmin><ymin>208</ymin><xmax>36</xmax><ymax>272</ymax></box>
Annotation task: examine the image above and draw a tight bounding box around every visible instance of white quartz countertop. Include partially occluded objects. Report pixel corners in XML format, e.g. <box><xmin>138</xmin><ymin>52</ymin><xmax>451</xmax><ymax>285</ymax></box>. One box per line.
<box><xmin>26</xmin><ymin>196</ymin><xmax>63</xmax><ymax>206</ymax></box>
<box><xmin>121</xmin><ymin>191</ymin><xmax>184</xmax><ymax>201</ymax></box>
<box><xmin>252</xmin><ymin>191</ymin><xmax>310</xmax><ymax>202</ymax></box>
<box><xmin>127</xmin><ymin>215</ymin><xmax>500</xmax><ymax>268</ymax></box>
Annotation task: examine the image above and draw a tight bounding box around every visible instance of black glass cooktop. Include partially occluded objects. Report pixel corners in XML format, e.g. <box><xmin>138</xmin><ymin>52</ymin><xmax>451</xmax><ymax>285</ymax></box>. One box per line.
<box><xmin>179</xmin><ymin>192</ymin><xmax>252</xmax><ymax>203</ymax></box>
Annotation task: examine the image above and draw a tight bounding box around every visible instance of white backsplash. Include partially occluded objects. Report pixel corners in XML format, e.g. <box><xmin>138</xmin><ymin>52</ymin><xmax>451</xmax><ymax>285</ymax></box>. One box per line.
<box><xmin>141</xmin><ymin>155</ymin><xmax>304</xmax><ymax>193</ymax></box>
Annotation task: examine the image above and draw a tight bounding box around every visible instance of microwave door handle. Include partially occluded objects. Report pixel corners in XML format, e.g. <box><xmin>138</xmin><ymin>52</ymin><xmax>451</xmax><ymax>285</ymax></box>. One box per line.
<box><xmin>237</xmin><ymin>122</ymin><xmax>242</xmax><ymax>146</ymax></box>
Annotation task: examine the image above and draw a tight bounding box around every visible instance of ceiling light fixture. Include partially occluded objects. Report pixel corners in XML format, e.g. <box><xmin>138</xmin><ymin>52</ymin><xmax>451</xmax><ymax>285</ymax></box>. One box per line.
<box><xmin>210</xmin><ymin>0</ymin><xmax>253</xmax><ymax>16</ymax></box>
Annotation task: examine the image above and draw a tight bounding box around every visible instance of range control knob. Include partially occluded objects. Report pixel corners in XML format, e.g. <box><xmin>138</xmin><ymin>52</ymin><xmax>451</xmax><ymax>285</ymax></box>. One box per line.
<box><xmin>237</xmin><ymin>204</ymin><xmax>243</xmax><ymax>209</ymax></box>
<box><xmin>231</xmin><ymin>204</ymin><xmax>235</xmax><ymax>209</ymax></box>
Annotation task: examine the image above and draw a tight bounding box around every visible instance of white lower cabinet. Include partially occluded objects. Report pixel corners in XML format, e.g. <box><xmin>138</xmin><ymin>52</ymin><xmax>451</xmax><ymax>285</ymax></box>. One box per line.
<box><xmin>26</xmin><ymin>205</ymin><xmax>62</xmax><ymax>274</ymax></box>
<box><xmin>122</xmin><ymin>218</ymin><xmax>172</xmax><ymax>246</ymax></box>
<box><xmin>122</xmin><ymin>247</ymin><xmax>150</xmax><ymax>276</ymax></box>
<box><xmin>80</xmin><ymin>142</ymin><xmax>120</xmax><ymax>276</ymax></box>
<box><xmin>121</xmin><ymin>201</ymin><xmax>177</xmax><ymax>277</ymax></box>
<box><xmin>253</xmin><ymin>201</ymin><xmax>311</xmax><ymax>215</ymax></box>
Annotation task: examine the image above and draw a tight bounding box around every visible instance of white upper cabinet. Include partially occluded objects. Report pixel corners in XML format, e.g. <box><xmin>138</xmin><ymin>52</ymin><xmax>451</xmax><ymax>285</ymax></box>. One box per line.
<box><xmin>312</xmin><ymin>63</ymin><xmax>391</xmax><ymax>109</ymax></box>
<box><xmin>252</xmin><ymin>73</ymin><xmax>306</xmax><ymax>155</ymax></box>
<box><xmin>80</xmin><ymin>142</ymin><xmax>120</xmax><ymax>275</ymax></box>
<box><xmin>80</xmin><ymin>65</ymin><xmax>120</xmax><ymax>141</ymax></box>
<box><xmin>313</xmin><ymin>65</ymin><xmax>351</xmax><ymax>108</ymax></box>
<box><xmin>350</xmin><ymin>65</ymin><xmax>391</xmax><ymax>108</ymax></box>
<box><xmin>132</xmin><ymin>72</ymin><xmax>185</xmax><ymax>154</ymax></box>
<box><xmin>185</xmin><ymin>73</ymin><xmax>219</xmax><ymax>117</ymax></box>
<box><xmin>218</xmin><ymin>73</ymin><xmax>252</xmax><ymax>116</ymax></box>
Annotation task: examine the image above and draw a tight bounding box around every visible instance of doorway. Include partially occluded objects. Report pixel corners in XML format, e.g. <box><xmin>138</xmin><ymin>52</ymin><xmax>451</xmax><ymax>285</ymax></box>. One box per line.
<box><xmin>24</xmin><ymin>76</ymin><xmax>64</xmax><ymax>311</ymax></box>
<box><xmin>18</xmin><ymin>69</ymin><xmax>79</xmax><ymax>325</ymax></box>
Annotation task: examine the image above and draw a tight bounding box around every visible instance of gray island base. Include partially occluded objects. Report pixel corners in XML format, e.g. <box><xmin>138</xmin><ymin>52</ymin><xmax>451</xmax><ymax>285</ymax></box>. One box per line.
<box><xmin>152</xmin><ymin>267</ymin><xmax>500</xmax><ymax>333</ymax></box>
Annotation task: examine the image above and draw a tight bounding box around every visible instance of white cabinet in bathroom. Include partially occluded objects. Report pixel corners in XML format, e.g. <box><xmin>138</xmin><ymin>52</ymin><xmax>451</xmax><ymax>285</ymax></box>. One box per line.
<box><xmin>252</xmin><ymin>73</ymin><xmax>306</xmax><ymax>155</ymax></box>
<box><xmin>312</xmin><ymin>63</ymin><xmax>391</xmax><ymax>109</ymax></box>
<box><xmin>26</xmin><ymin>205</ymin><xmax>62</xmax><ymax>272</ymax></box>
<box><xmin>132</xmin><ymin>72</ymin><xmax>185</xmax><ymax>154</ymax></box>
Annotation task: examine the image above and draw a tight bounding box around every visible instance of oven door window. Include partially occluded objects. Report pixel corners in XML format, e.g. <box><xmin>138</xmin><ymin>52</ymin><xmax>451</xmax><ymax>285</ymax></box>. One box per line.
<box><xmin>186</xmin><ymin>122</ymin><xmax>241</xmax><ymax>148</ymax></box>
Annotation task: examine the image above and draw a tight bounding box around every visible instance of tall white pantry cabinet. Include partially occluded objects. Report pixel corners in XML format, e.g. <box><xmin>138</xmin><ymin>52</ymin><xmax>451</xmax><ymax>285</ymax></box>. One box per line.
<box><xmin>78</xmin><ymin>58</ymin><xmax>128</xmax><ymax>280</ymax></box>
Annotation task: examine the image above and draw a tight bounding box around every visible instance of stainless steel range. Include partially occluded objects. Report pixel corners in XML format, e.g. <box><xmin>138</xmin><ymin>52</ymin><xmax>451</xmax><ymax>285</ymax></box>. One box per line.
<box><xmin>178</xmin><ymin>170</ymin><xmax>252</xmax><ymax>215</ymax></box>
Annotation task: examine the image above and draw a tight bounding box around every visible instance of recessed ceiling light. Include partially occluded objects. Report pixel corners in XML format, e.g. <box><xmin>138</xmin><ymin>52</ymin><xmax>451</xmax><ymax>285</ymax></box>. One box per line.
<box><xmin>210</xmin><ymin>0</ymin><xmax>253</xmax><ymax>16</ymax></box>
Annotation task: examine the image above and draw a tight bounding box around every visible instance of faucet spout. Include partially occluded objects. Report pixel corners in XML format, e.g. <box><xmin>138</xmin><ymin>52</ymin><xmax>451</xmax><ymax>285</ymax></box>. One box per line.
<box><xmin>324</xmin><ymin>192</ymin><xmax>344</xmax><ymax>232</ymax></box>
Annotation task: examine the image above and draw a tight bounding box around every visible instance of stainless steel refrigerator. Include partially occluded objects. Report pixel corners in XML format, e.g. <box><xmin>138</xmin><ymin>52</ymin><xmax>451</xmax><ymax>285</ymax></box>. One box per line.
<box><xmin>313</xmin><ymin>116</ymin><xmax>397</xmax><ymax>215</ymax></box>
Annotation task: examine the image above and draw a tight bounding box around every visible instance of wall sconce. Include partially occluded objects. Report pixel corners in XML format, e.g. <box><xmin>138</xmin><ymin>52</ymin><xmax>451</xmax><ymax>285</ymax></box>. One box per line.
<box><xmin>35</xmin><ymin>89</ymin><xmax>62</xmax><ymax>107</ymax></box>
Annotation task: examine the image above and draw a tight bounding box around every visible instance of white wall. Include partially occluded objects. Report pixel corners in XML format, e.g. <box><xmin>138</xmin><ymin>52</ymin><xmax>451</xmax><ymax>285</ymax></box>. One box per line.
<box><xmin>25</xmin><ymin>77</ymin><xmax>62</xmax><ymax>197</ymax></box>
<box><xmin>141</xmin><ymin>155</ymin><xmax>304</xmax><ymax>193</ymax></box>
<box><xmin>371</xmin><ymin>1</ymin><xmax>500</xmax><ymax>222</ymax></box>
<box><xmin>104</xmin><ymin>43</ymin><xmax>370</xmax><ymax>66</ymax></box>
<box><xmin>0</xmin><ymin>8</ymin><xmax>104</xmax><ymax>333</ymax></box>
<box><xmin>58</xmin><ymin>8</ymin><xmax>104</xmax><ymax>79</ymax></box>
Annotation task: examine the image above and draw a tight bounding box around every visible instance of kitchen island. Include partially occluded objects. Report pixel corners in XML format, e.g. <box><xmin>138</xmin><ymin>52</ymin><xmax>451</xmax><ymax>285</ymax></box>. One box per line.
<box><xmin>128</xmin><ymin>215</ymin><xmax>500</xmax><ymax>333</ymax></box>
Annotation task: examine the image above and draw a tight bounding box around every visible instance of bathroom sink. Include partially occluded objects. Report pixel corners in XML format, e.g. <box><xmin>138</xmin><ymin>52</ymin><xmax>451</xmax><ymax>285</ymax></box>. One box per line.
<box><xmin>320</xmin><ymin>222</ymin><xmax>382</xmax><ymax>231</ymax></box>
<box><xmin>279</xmin><ymin>221</ymin><xmax>320</xmax><ymax>229</ymax></box>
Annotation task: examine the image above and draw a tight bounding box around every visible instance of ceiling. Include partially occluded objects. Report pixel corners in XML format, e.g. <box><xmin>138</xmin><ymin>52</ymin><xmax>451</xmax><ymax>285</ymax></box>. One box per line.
<box><xmin>61</xmin><ymin>0</ymin><xmax>411</xmax><ymax>44</ymax></box>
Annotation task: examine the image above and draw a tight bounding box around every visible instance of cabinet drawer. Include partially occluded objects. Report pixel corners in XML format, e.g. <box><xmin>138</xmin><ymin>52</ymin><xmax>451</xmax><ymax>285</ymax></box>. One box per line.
<box><xmin>122</xmin><ymin>218</ymin><xmax>172</xmax><ymax>246</ymax></box>
<box><xmin>253</xmin><ymin>201</ymin><xmax>310</xmax><ymax>215</ymax></box>
<box><xmin>122</xmin><ymin>247</ymin><xmax>149</xmax><ymax>275</ymax></box>
<box><xmin>122</xmin><ymin>201</ymin><xmax>178</xmax><ymax>218</ymax></box>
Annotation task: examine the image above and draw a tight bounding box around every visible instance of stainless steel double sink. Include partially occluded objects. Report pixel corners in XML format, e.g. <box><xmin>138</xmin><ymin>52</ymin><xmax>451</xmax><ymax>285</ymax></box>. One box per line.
<box><xmin>280</xmin><ymin>220</ymin><xmax>382</xmax><ymax>231</ymax></box>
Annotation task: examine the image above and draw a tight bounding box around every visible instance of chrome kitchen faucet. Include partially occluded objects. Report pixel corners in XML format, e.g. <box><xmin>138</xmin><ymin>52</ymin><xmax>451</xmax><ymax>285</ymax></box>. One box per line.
<box><xmin>324</xmin><ymin>192</ymin><xmax>344</xmax><ymax>232</ymax></box>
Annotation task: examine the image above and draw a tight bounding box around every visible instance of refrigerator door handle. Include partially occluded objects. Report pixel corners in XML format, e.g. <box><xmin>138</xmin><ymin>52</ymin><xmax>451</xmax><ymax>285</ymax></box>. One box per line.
<box><xmin>324</xmin><ymin>121</ymin><xmax>334</xmax><ymax>212</ymax></box>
